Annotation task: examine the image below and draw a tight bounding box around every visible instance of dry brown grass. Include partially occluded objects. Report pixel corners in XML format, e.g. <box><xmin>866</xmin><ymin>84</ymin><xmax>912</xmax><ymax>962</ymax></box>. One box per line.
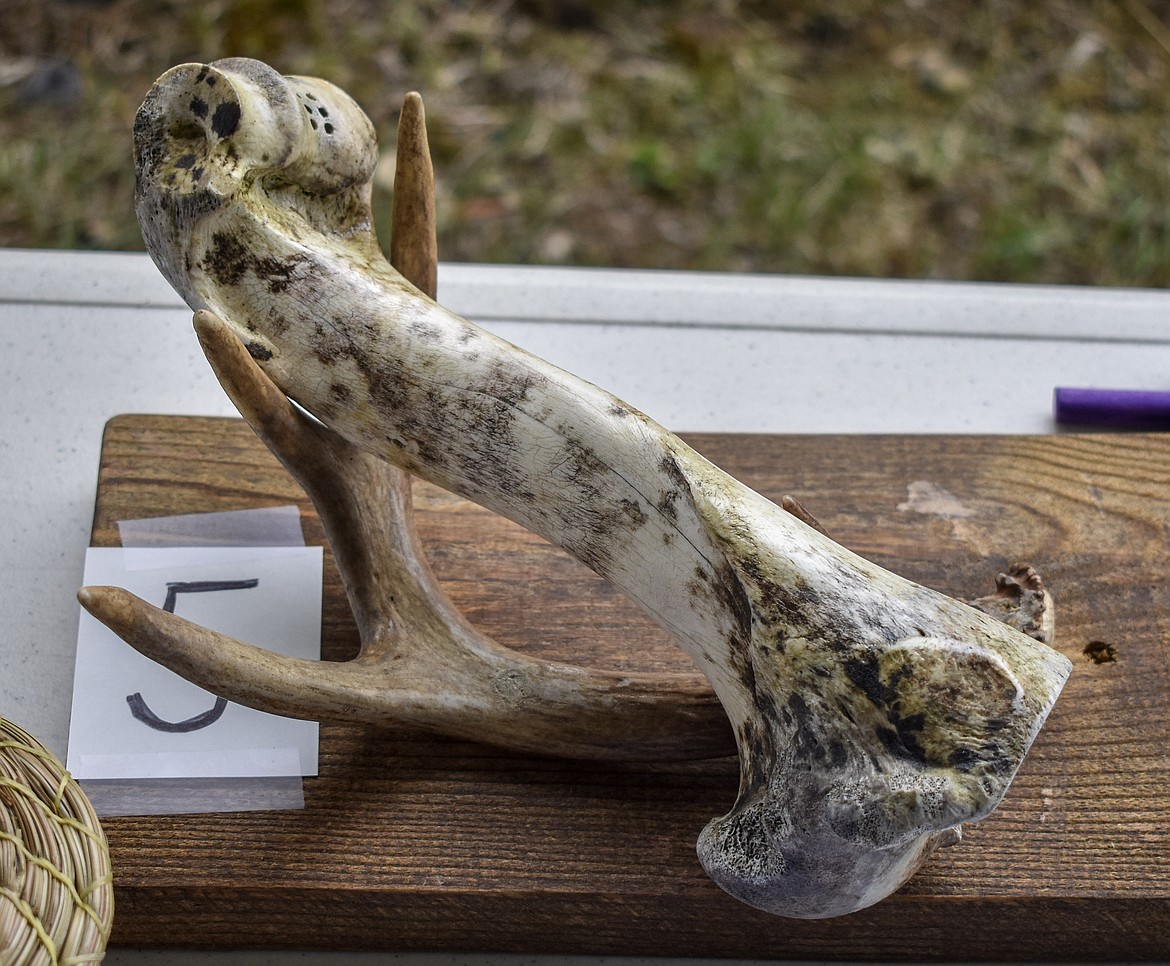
<box><xmin>4</xmin><ymin>0</ymin><xmax>1170</xmax><ymax>284</ymax></box>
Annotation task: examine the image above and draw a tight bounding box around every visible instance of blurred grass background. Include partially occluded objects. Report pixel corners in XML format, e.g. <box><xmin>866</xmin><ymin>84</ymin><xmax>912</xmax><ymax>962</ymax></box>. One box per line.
<box><xmin>4</xmin><ymin>0</ymin><xmax>1170</xmax><ymax>284</ymax></box>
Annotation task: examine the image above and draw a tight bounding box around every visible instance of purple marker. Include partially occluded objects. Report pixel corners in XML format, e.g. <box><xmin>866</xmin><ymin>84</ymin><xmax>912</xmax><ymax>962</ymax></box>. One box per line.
<box><xmin>1054</xmin><ymin>387</ymin><xmax>1170</xmax><ymax>429</ymax></box>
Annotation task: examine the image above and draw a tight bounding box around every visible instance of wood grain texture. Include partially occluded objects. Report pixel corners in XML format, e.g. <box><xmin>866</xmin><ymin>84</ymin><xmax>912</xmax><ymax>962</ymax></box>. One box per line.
<box><xmin>90</xmin><ymin>415</ymin><xmax>1170</xmax><ymax>959</ymax></box>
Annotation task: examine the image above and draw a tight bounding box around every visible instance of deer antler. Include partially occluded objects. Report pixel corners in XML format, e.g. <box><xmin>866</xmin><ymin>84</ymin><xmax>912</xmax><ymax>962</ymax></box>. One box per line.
<box><xmin>82</xmin><ymin>58</ymin><xmax>1071</xmax><ymax>919</ymax></box>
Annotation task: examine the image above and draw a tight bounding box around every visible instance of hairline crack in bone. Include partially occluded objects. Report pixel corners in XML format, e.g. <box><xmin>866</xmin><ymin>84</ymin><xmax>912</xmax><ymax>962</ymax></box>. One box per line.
<box><xmin>115</xmin><ymin>58</ymin><xmax>1072</xmax><ymax>919</ymax></box>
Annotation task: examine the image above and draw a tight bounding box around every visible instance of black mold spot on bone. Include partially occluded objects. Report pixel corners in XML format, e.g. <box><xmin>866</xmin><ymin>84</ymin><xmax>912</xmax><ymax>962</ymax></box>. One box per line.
<box><xmin>202</xmin><ymin>230</ymin><xmax>305</xmax><ymax>295</ymax></box>
<box><xmin>787</xmin><ymin>693</ymin><xmax>828</xmax><ymax>762</ymax></box>
<box><xmin>844</xmin><ymin>655</ymin><xmax>887</xmax><ymax>707</ymax></box>
<box><xmin>656</xmin><ymin>488</ymin><xmax>679</xmax><ymax>522</ymax></box>
<box><xmin>256</xmin><ymin>254</ymin><xmax>299</xmax><ymax>293</ymax></box>
<box><xmin>133</xmin><ymin>111</ymin><xmax>166</xmax><ymax>173</ymax></box>
<box><xmin>659</xmin><ymin>451</ymin><xmax>688</xmax><ymax>491</ymax></box>
<box><xmin>736</xmin><ymin>716</ymin><xmax>777</xmax><ymax>794</ymax></box>
<box><xmin>891</xmin><ymin>710</ymin><xmax>929</xmax><ymax>763</ymax></box>
<box><xmin>619</xmin><ymin>499</ymin><xmax>648</xmax><ymax>527</ymax></box>
<box><xmin>267</xmin><ymin>314</ymin><xmax>291</xmax><ymax>337</ymax></box>
<box><xmin>246</xmin><ymin>341</ymin><xmax>273</xmax><ymax>361</ymax></box>
<box><xmin>310</xmin><ymin>320</ymin><xmax>356</xmax><ymax>367</ymax></box>
<box><xmin>877</xmin><ymin>724</ymin><xmax>918</xmax><ymax>763</ymax></box>
<box><xmin>407</xmin><ymin>313</ymin><xmax>443</xmax><ymax>344</ymax></box>
<box><xmin>685</xmin><ymin>567</ymin><xmax>707</xmax><ymax>601</ymax></box>
<box><xmin>203</xmin><ymin>232</ymin><xmax>250</xmax><ymax>286</ymax></box>
<box><xmin>883</xmin><ymin>658</ymin><xmax>913</xmax><ymax>691</ymax></box>
<box><xmin>167</xmin><ymin>188</ymin><xmax>223</xmax><ymax>227</ymax></box>
<box><xmin>786</xmin><ymin>692</ymin><xmax>814</xmax><ymax>729</ymax></box>
<box><xmin>211</xmin><ymin>101</ymin><xmax>241</xmax><ymax>138</ymax></box>
<box><xmin>559</xmin><ymin>438</ymin><xmax>607</xmax><ymax>484</ymax></box>
<box><xmin>725</xmin><ymin>551</ymin><xmax>839</xmax><ymax>661</ymax></box>
<box><xmin>190</xmin><ymin>97</ymin><xmax>209</xmax><ymax>119</ymax></box>
<box><xmin>949</xmin><ymin>745</ymin><xmax>979</xmax><ymax>771</ymax></box>
<box><xmin>712</xmin><ymin>560</ymin><xmax>753</xmax><ymax>642</ymax></box>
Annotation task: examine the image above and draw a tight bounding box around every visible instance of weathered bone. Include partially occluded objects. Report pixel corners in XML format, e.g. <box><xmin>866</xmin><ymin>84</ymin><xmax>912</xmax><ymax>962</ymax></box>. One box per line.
<box><xmin>89</xmin><ymin>58</ymin><xmax>1071</xmax><ymax>918</ymax></box>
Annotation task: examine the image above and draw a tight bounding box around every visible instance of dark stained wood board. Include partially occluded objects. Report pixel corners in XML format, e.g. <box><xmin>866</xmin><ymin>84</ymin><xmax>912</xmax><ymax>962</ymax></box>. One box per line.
<box><xmin>90</xmin><ymin>414</ymin><xmax>1170</xmax><ymax>960</ymax></box>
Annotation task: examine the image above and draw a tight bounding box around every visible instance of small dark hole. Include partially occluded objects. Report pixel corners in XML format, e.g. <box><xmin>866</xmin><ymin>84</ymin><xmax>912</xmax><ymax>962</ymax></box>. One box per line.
<box><xmin>323</xmin><ymin>122</ymin><xmax>333</xmax><ymax>134</ymax></box>
<box><xmin>307</xmin><ymin>92</ymin><xmax>317</xmax><ymax>100</ymax></box>
<box><xmin>1083</xmin><ymin>640</ymin><xmax>1117</xmax><ymax>664</ymax></box>
<box><xmin>310</xmin><ymin>118</ymin><xmax>318</xmax><ymax>130</ymax></box>
<box><xmin>304</xmin><ymin>104</ymin><xmax>312</xmax><ymax>114</ymax></box>
<box><xmin>318</xmin><ymin>106</ymin><xmax>329</xmax><ymax>117</ymax></box>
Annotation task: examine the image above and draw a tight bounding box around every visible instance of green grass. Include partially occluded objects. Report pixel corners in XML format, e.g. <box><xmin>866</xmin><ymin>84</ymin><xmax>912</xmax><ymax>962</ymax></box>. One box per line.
<box><xmin>4</xmin><ymin>0</ymin><xmax>1170</xmax><ymax>284</ymax></box>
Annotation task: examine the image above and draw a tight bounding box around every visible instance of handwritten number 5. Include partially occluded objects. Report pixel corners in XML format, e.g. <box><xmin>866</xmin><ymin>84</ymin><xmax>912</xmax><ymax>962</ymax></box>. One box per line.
<box><xmin>126</xmin><ymin>579</ymin><xmax>259</xmax><ymax>732</ymax></box>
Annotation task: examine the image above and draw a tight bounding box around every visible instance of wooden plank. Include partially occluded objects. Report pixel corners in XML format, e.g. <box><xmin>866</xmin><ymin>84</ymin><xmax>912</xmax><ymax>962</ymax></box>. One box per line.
<box><xmin>90</xmin><ymin>414</ymin><xmax>1170</xmax><ymax>959</ymax></box>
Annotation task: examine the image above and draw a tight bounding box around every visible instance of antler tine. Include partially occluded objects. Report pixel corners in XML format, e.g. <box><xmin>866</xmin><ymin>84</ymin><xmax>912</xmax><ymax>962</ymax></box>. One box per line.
<box><xmin>79</xmin><ymin>91</ymin><xmax>734</xmax><ymax>761</ymax></box>
<box><xmin>390</xmin><ymin>92</ymin><xmax>438</xmax><ymax>300</ymax></box>
<box><xmin>77</xmin><ymin>584</ymin><xmax>727</xmax><ymax>757</ymax></box>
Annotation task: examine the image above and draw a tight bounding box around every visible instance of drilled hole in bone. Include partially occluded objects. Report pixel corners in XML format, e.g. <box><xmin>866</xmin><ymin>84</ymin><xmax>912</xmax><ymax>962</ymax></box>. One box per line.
<box><xmin>310</xmin><ymin>118</ymin><xmax>318</xmax><ymax>130</ymax></box>
<box><xmin>323</xmin><ymin>122</ymin><xmax>334</xmax><ymax>135</ymax></box>
<box><xmin>318</xmin><ymin>106</ymin><xmax>329</xmax><ymax>117</ymax></box>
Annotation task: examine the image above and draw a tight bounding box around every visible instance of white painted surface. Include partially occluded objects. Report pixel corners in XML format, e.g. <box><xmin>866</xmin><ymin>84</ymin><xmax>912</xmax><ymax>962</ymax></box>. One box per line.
<box><xmin>1</xmin><ymin>248</ymin><xmax>1166</xmax><ymax>964</ymax></box>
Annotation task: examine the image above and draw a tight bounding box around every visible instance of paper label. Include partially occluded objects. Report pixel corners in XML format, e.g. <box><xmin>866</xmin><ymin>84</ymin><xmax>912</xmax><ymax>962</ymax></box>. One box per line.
<box><xmin>68</xmin><ymin>546</ymin><xmax>322</xmax><ymax>781</ymax></box>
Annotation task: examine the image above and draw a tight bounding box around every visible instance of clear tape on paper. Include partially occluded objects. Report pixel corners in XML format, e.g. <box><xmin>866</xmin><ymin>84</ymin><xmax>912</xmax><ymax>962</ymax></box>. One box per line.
<box><xmin>117</xmin><ymin>505</ymin><xmax>306</xmax><ymax>568</ymax></box>
<box><xmin>81</xmin><ymin>777</ymin><xmax>306</xmax><ymax>817</ymax></box>
<box><xmin>75</xmin><ymin>745</ymin><xmax>307</xmax><ymax>780</ymax></box>
<box><xmin>72</xmin><ymin>506</ymin><xmax>320</xmax><ymax>817</ymax></box>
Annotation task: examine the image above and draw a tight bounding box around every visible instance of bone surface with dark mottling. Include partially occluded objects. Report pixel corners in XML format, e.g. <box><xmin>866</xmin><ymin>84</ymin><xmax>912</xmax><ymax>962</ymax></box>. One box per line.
<box><xmin>125</xmin><ymin>57</ymin><xmax>1072</xmax><ymax>918</ymax></box>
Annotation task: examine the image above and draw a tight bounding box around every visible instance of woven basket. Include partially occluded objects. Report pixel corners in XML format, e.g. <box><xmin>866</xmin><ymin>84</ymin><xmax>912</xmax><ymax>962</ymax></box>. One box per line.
<box><xmin>1</xmin><ymin>717</ymin><xmax>113</xmax><ymax>965</ymax></box>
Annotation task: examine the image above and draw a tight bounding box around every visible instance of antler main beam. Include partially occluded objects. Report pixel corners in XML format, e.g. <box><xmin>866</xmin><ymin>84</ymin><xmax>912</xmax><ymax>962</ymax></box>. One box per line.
<box><xmin>84</xmin><ymin>58</ymin><xmax>1071</xmax><ymax>919</ymax></box>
